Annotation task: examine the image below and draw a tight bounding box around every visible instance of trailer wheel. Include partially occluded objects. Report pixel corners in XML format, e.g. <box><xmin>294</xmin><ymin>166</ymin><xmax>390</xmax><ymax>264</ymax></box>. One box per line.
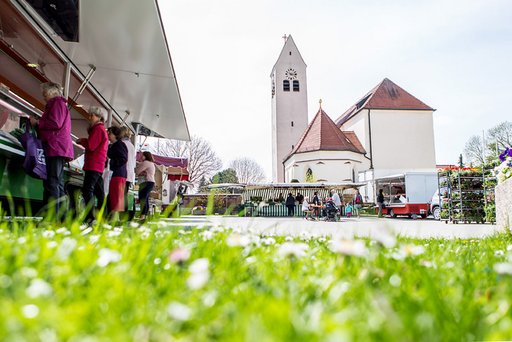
<box><xmin>432</xmin><ymin>206</ymin><xmax>440</xmax><ymax>220</ymax></box>
<box><xmin>389</xmin><ymin>209</ymin><xmax>396</xmax><ymax>218</ymax></box>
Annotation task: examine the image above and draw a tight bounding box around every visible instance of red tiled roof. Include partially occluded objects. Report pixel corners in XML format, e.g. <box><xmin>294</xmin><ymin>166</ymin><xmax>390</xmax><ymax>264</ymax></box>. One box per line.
<box><xmin>344</xmin><ymin>131</ymin><xmax>366</xmax><ymax>154</ymax></box>
<box><xmin>335</xmin><ymin>78</ymin><xmax>434</xmax><ymax>126</ymax></box>
<box><xmin>285</xmin><ymin>108</ymin><xmax>364</xmax><ymax>162</ymax></box>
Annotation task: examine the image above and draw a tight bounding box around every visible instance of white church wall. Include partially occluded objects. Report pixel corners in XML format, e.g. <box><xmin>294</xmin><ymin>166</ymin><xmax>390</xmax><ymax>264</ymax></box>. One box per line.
<box><xmin>284</xmin><ymin>150</ymin><xmax>369</xmax><ymax>182</ymax></box>
<box><xmin>370</xmin><ymin>109</ymin><xmax>436</xmax><ymax>173</ymax></box>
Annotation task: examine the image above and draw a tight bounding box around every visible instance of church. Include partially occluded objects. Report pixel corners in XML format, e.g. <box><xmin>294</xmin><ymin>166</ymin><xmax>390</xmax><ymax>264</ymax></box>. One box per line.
<box><xmin>271</xmin><ymin>35</ymin><xmax>437</xmax><ymax>201</ymax></box>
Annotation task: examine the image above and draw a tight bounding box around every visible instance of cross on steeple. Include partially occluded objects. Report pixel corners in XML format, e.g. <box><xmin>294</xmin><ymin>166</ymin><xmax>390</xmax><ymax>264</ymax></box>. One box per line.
<box><xmin>319</xmin><ymin>99</ymin><xmax>323</xmax><ymax>109</ymax></box>
<box><xmin>282</xmin><ymin>34</ymin><xmax>288</xmax><ymax>42</ymax></box>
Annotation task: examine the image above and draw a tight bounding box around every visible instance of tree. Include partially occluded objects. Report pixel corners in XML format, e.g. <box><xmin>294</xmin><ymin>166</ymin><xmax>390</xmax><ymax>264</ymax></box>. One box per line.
<box><xmin>159</xmin><ymin>136</ymin><xmax>222</xmax><ymax>190</ymax></box>
<box><xmin>463</xmin><ymin>135</ymin><xmax>486</xmax><ymax>166</ymax></box>
<box><xmin>210</xmin><ymin>168</ymin><xmax>238</xmax><ymax>184</ymax></box>
<box><xmin>229</xmin><ymin>158</ymin><xmax>266</xmax><ymax>184</ymax></box>
<box><xmin>462</xmin><ymin>121</ymin><xmax>511</xmax><ymax>166</ymax></box>
<box><xmin>197</xmin><ymin>176</ymin><xmax>209</xmax><ymax>193</ymax></box>
<box><xmin>487</xmin><ymin>121</ymin><xmax>512</xmax><ymax>152</ymax></box>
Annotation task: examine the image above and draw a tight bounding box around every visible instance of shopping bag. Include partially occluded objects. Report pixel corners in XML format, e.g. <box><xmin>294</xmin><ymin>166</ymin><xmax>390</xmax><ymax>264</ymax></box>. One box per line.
<box><xmin>20</xmin><ymin>122</ymin><xmax>47</xmax><ymax>180</ymax></box>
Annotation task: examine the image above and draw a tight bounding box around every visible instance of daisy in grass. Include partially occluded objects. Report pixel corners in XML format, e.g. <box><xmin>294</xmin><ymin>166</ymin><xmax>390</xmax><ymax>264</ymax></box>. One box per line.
<box><xmin>330</xmin><ymin>239</ymin><xmax>369</xmax><ymax>257</ymax></box>
<box><xmin>278</xmin><ymin>242</ymin><xmax>309</xmax><ymax>258</ymax></box>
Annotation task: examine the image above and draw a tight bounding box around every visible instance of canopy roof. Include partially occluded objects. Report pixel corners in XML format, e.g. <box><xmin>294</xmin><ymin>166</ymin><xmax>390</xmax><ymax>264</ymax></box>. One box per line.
<box><xmin>6</xmin><ymin>0</ymin><xmax>190</xmax><ymax>141</ymax></box>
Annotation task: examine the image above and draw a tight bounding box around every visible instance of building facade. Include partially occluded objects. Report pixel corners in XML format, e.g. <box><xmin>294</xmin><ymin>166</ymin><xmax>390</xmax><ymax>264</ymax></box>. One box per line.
<box><xmin>271</xmin><ymin>37</ymin><xmax>436</xmax><ymax>202</ymax></box>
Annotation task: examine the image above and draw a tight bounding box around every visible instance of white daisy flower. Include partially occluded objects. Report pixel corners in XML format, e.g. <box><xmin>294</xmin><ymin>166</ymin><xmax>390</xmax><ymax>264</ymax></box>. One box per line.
<box><xmin>26</xmin><ymin>279</ymin><xmax>53</xmax><ymax>298</ymax></box>
<box><xmin>278</xmin><ymin>242</ymin><xmax>308</xmax><ymax>258</ymax></box>
<box><xmin>330</xmin><ymin>239</ymin><xmax>368</xmax><ymax>257</ymax></box>
<box><xmin>97</xmin><ymin>248</ymin><xmax>122</xmax><ymax>267</ymax></box>
<box><xmin>167</xmin><ymin>302</ymin><xmax>192</xmax><ymax>321</ymax></box>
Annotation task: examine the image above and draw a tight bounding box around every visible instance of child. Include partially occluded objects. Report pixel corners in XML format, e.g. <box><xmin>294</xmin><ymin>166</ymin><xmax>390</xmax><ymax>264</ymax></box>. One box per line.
<box><xmin>345</xmin><ymin>202</ymin><xmax>354</xmax><ymax>218</ymax></box>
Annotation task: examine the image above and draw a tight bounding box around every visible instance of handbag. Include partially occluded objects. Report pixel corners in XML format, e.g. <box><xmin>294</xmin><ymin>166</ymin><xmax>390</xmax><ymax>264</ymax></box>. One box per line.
<box><xmin>20</xmin><ymin>122</ymin><xmax>47</xmax><ymax>180</ymax></box>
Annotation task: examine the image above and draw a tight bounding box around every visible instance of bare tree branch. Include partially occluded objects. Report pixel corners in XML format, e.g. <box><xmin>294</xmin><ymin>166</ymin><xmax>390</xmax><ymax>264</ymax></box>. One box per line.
<box><xmin>487</xmin><ymin>121</ymin><xmax>512</xmax><ymax>151</ymax></box>
<box><xmin>158</xmin><ymin>136</ymin><xmax>222</xmax><ymax>190</ymax></box>
<box><xmin>229</xmin><ymin>157</ymin><xmax>266</xmax><ymax>184</ymax></box>
<box><xmin>463</xmin><ymin>135</ymin><xmax>485</xmax><ymax>166</ymax></box>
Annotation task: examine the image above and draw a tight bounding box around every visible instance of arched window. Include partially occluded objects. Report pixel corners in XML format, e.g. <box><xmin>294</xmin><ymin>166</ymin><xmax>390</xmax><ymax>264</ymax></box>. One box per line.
<box><xmin>305</xmin><ymin>168</ymin><xmax>314</xmax><ymax>182</ymax></box>
<box><xmin>283</xmin><ymin>80</ymin><xmax>290</xmax><ymax>92</ymax></box>
<box><xmin>293</xmin><ymin>80</ymin><xmax>300</xmax><ymax>92</ymax></box>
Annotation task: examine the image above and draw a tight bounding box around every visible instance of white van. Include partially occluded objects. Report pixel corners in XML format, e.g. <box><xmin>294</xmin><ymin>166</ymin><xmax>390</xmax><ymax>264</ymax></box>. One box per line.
<box><xmin>429</xmin><ymin>187</ymin><xmax>448</xmax><ymax>220</ymax></box>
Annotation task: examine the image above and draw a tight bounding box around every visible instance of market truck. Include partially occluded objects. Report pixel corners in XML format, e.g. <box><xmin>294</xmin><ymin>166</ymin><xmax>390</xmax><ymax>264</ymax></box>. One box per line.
<box><xmin>375</xmin><ymin>172</ymin><xmax>438</xmax><ymax>219</ymax></box>
<box><xmin>0</xmin><ymin>0</ymin><xmax>190</xmax><ymax>215</ymax></box>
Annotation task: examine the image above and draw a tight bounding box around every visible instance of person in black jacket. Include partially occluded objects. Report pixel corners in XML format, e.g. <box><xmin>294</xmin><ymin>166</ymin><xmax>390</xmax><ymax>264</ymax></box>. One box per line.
<box><xmin>285</xmin><ymin>193</ymin><xmax>295</xmax><ymax>217</ymax></box>
<box><xmin>107</xmin><ymin>126</ymin><xmax>128</xmax><ymax>214</ymax></box>
<box><xmin>377</xmin><ymin>189</ymin><xmax>385</xmax><ymax>217</ymax></box>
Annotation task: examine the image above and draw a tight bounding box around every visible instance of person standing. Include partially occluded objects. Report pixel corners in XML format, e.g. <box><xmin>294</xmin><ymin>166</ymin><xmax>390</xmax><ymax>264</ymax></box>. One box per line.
<box><xmin>119</xmin><ymin>126</ymin><xmax>136</xmax><ymax>219</ymax></box>
<box><xmin>332</xmin><ymin>191</ymin><xmax>342</xmax><ymax>213</ymax></box>
<box><xmin>107</xmin><ymin>126</ymin><xmax>128</xmax><ymax>216</ymax></box>
<box><xmin>31</xmin><ymin>82</ymin><xmax>74</xmax><ymax>219</ymax></box>
<box><xmin>285</xmin><ymin>193</ymin><xmax>295</xmax><ymax>217</ymax></box>
<box><xmin>354</xmin><ymin>190</ymin><xmax>363</xmax><ymax>218</ymax></box>
<box><xmin>76</xmin><ymin>107</ymin><xmax>108</xmax><ymax>222</ymax></box>
<box><xmin>312</xmin><ymin>191</ymin><xmax>321</xmax><ymax>217</ymax></box>
<box><xmin>377</xmin><ymin>189</ymin><xmax>385</xmax><ymax>218</ymax></box>
<box><xmin>295</xmin><ymin>193</ymin><xmax>304</xmax><ymax>204</ymax></box>
<box><xmin>135</xmin><ymin>151</ymin><xmax>156</xmax><ymax>221</ymax></box>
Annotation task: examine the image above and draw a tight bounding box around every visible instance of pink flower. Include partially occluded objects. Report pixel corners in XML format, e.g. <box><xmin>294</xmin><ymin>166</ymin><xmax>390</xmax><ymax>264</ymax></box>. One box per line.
<box><xmin>168</xmin><ymin>247</ymin><xmax>191</xmax><ymax>264</ymax></box>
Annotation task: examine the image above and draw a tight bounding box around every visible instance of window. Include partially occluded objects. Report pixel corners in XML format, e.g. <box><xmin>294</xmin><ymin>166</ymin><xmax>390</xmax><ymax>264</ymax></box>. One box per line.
<box><xmin>289</xmin><ymin>51</ymin><xmax>292</xmax><ymax>55</ymax></box>
<box><xmin>293</xmin><ymin>80</ymin><xmax>300</xmax><ymax>92</ymax></box>
<box><xmin>305</xmin><ymin>168</ymin><xmax>314</xmax><ymax>182</ymax></box>
<box><xmin>291</xmin><ymin>121</ymin><xmax>294</xmax><ymax>127</ymax></box>
<box><xmin>283</xmin><ymin>80</ymin><xmax>290</xmax><ymax>92</ymax></box>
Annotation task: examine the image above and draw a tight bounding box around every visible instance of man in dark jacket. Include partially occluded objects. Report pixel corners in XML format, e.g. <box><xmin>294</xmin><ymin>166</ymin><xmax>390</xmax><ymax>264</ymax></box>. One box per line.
<box><xmin>77</xmin><ymin>107</ymin><xmax>109</xmax><ymax>222</ymax></box>
<box><xmin>285</xmin><ymin>193</ymin><xmax>296</xmax><ymax>217</ymax></box>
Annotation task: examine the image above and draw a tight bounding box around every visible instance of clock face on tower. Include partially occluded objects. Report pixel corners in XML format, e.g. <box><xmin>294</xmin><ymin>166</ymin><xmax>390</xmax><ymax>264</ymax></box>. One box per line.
<box><xmin>285</xmin><ymin>68</ymin><xmax>297</xmax><ymax>80</ymax></box>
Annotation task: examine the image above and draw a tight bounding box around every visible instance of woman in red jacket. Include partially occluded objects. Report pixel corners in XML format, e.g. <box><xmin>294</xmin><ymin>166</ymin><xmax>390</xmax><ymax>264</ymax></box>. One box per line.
<box><xmin>77</xmin><ymin>106</ymin><xmax>109</xmax><ymax>223</ymax></box>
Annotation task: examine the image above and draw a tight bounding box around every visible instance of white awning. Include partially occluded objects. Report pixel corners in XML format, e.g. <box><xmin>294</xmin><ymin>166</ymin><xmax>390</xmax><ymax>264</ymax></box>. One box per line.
<box><xmin>21</xmin><ymin>0</ymin><xmax>190</xmax><ymax>141</ymax></box>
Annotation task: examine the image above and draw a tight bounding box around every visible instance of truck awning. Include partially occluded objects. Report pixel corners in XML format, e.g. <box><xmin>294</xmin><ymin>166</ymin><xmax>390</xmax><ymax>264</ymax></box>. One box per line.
<box><xmin>12</xmin><ymin>0</ymin><xmax>190</xmax><ymax>141</ymax></box>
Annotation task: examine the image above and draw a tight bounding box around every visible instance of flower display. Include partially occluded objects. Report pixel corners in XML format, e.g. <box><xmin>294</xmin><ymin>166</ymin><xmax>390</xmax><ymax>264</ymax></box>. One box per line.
<box><xmin>495</xmin><ymin>147</ymin><xmax>512</xmax><ymax>184</ymax></box>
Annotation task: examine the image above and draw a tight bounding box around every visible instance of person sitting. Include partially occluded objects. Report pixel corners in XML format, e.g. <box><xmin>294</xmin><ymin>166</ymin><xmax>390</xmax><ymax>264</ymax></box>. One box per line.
<box><xmin>302</xmin><ymin>197</ymin><xmax>313</xmax><ymax>220</ymax></box>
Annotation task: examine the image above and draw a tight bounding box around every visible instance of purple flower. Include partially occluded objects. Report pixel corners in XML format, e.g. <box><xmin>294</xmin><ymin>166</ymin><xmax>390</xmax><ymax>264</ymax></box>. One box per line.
<box><xmin>499</xmin><ymin>147</ymin><xmax>511</xmax><ymax>162</ymax></box>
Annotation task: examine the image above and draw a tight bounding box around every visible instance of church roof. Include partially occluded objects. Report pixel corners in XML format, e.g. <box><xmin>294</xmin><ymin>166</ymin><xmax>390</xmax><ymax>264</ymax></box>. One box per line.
<box><xmin>284</xmin><ymin>108</ymin><xmax>365</xmax><ymax>162</ymax></box>
<box><xmin>335</xmin><ymin>78</ymin><xmax>434</xmax><ymax>126</ymax></box>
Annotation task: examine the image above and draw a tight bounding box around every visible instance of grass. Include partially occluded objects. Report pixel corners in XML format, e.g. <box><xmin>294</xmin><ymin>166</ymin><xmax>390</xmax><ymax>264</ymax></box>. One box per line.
<box><xmin>0</xmin><ymin>217</ymin><xmax>512</xmax><ymax>341</ymax></box>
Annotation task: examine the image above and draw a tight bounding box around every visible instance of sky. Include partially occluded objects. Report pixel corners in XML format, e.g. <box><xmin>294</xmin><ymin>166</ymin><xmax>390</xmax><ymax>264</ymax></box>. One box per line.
<box><xmin>158</xmin><ymin>0</ymin><xmax>512</xmax><ymax>180</ymax></box>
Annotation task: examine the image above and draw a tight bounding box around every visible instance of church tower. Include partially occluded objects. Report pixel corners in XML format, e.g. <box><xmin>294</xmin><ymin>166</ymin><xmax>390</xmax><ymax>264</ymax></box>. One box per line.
<box><xmin>271</xmin><ymin>35</ymin><xmax>308</xmax><ymax>182</ymax></box>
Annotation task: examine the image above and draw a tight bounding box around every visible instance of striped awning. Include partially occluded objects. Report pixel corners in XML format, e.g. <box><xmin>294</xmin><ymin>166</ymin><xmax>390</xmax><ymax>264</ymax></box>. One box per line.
<box><xmin>242</xmin><ymin>182</ymin><xmax>363</xmax><ymax>202</ymax></box>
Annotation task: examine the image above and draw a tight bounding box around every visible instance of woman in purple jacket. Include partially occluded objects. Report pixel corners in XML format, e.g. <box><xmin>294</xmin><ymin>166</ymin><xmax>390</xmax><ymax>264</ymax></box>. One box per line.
<box><xmin>31</xmin><ymin>82</ymin><xmax>74</xmax><ymax>219</ymax></box>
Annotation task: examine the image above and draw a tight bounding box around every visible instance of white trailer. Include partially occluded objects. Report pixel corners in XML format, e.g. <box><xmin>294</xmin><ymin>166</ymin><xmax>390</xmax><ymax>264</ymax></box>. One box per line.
<box><xmin>375</xmin><ymin>172</ymin><xmax>438</xmax><ymax>218</ymax></box>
